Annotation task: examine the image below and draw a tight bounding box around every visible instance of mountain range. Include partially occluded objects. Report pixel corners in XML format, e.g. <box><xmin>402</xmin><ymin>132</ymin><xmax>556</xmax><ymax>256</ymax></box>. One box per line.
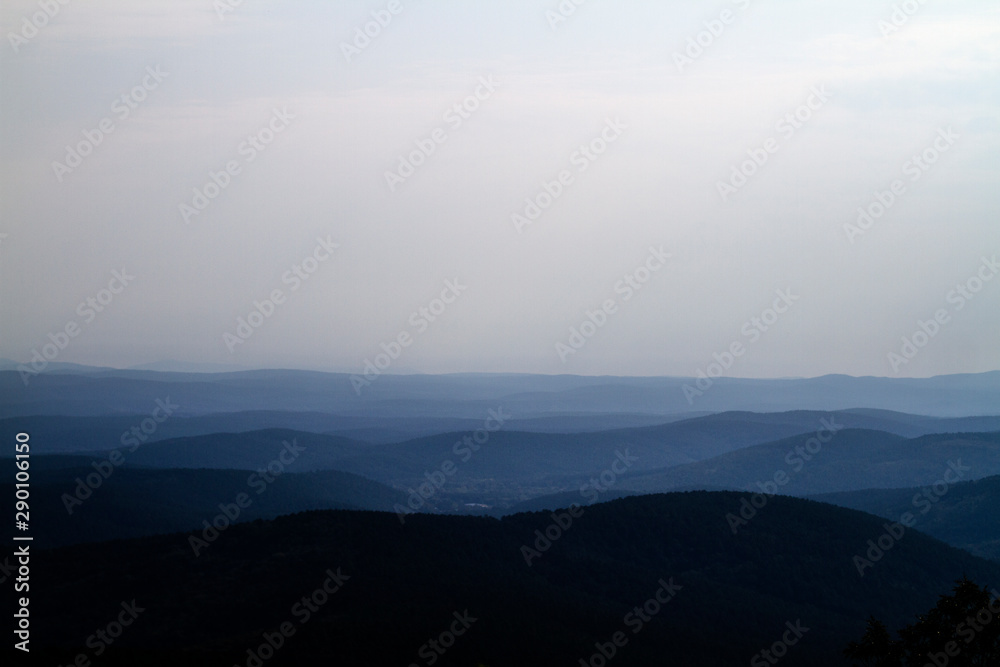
<box><xmin>6</xmin><ymin>365</ymin><xmax>1000</xmax><ymax>665</ymax></box>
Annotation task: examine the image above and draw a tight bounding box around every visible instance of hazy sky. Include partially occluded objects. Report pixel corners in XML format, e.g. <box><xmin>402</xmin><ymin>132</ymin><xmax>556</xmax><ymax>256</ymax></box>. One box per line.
<box><xmin>1</xmin><ymin>0</ymin><xmax>998</xmax><ymax>378</ymax></box>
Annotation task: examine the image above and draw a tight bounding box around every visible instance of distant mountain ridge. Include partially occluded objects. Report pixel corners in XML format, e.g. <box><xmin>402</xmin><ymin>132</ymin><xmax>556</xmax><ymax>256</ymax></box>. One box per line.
<box><xmin>5</xmin><ymin>405</ymin><xmax>1000</xmax><ymax>456</ymax></box>
<box><xmin>3</xmin><ymin>367</ymin><xmax>999</xmax><ymax>418</ymax></box>
<box><xmin>0</xmin><ymin>410</ymin><xmax>700</xmax><ymax>452</ymax></box>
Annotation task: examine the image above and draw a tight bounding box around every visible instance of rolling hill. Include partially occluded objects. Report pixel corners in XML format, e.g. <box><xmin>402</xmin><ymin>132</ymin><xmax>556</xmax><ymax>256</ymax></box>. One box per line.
<box><xmin>1</xmin><ymin>461</ymin><xmax>409</xmax><ymax>549</ymax></box>
<box><xmin>14</xmin><ymin>492</ymin><xmax>1000</xmax><ymax>666</ymax></box>
<box><xmin>813</xmin><ymin>474</ymin><xmax>1000</xmax><ymax>561</ymax></box>
<box><xmin>0</xmin><ymin>410</ymin><xmax>700</xmax><ymax>452</ymax></box>
<box><xmin>619</xmin><ymin>429</ymin><xmax>1000</xmax><ymax>496</ymax></box>
<box><xmin>61</xmin><ymin>413</ymin><xmax>1000</xmax><ymax>484</ymax></box>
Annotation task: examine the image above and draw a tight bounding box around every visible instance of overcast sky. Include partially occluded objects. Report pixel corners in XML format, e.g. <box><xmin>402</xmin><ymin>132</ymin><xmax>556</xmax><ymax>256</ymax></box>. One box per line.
<box><xmin>1</xmin><ymin>0</ymin><xmax>998</xmax><ymax>378</ymax></box>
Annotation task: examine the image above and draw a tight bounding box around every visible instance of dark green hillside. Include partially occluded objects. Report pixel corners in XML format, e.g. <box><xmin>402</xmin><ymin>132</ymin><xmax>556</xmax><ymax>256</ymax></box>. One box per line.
<box><xmin>113</xmin><ymin>417</ymin><xmax>856</xmax><ymax>481</ymax></box>
<box><xmin>1</xmin><ymin>464</ymin><xmax>409</xmax><ymax>548</ymax></box>
<box><xmin>814</xmin><ymin>474</ymin><xmax>1000</xmax><ymax>561</ymax></box>
<box><xmin>14</xmin><ymin>492</ymin><xmax>1000</xmax><ymax>666</ymax></box>
<box><xmin>0</xmin><ymin>412</ymin><xmax>383</xmax><ymax>454</ymax></box>
<box><xmin>117</xmin><ymin>428</ymin><xmax>366</xmax><ymax>470</ymax></box>
<box><xmin>622</xmin><ymin>430</ymin><xmax>1000</xmax><ymax>495</ymax></box>
<box><xmin>107</xmin><ymin>422</ymin><xmax>1000</xmax><ymax>493</ymax></box>
<box><xmin>0</xmin><ymin>412</ymin><xmax>694</xmax><ymax>452</ymax></box>
<box><xmin>5</xmin><ymin>408</ymin><xmax>999</xmax><ymax>455</ymax></box>
<box><xmin>505</xmin><ymin>488</ymin><xmax>638</xmax><ymax>514</ymax></box>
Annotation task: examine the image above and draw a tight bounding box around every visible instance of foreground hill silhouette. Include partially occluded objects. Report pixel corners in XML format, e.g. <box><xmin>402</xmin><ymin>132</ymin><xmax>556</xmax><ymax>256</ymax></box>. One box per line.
<box><xmin>14</xmin><ymin>492</ymin><xmax>1000</xmax><ymax>666</ymax></box>
<box><xmin>845</xmin><ymin>577</ymin><xmax>1000</xmax><ymax>664</ymax></box>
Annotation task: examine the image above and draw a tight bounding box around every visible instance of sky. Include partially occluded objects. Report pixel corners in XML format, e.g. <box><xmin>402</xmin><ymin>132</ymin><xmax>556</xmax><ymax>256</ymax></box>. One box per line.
<box><xmin>1</xmin><ymin>0</ymin><xmax>998</xmax><ymax>378</ymax></box>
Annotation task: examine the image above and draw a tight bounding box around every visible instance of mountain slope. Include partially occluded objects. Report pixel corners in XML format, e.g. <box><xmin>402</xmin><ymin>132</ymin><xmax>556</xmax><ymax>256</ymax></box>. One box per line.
<box><xmin>813</xmin><ymin>474</ymin><xmax>1000</xmax><ymax>561</ymax></box>
<box><xmin>0</xmin><ymin>411</ymin><xmax>704</xmax><ymax>452</ymax></box>
<box><xmin>620</xmin><ymin>430</ymin><xmax>1000</xmax><ymax>495</ymax></box>
<box><xmin>2</xmin><ymin>463</ymin><xmax>409</xmax><ymax>548</ymax></box>
<box><xmin>17</xmin><ymin>492</ymin><xmax>1000</xmax><ymax>666</ymax></box>
<box><xmin>114</xmin><ymin>429</ymin><xmax>366</xmax><ymax>471</ymax></box>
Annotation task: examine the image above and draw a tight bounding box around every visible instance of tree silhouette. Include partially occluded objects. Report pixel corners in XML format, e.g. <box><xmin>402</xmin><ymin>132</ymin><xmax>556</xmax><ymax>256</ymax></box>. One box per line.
<box><xmin>845</xmin><ymin>578</ymin><xmax>1000</xmax><ymax>666</ymax></box>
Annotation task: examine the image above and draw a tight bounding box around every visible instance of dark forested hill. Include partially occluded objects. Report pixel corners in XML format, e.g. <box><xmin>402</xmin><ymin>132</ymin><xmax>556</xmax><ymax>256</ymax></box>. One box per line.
<box><xmin>5</xmin><ymin>407</ymin><xmax>1000</xmax><ymax>456</ymax></box>
<box><xmin>814</xmin><ymin>474</ymin><xmax>1000</xmax><ymax>561</ymax></box>
<box><xmin>1</xmin><ymin>463</ymin><xmax>409</xmax><ymax>548</ymax></box>
<box><xmin>620</xmin><ymin>430</ymin><xmax>1000</xmax><ymax>495</ymax></box>
<box><xmin>13</xmin><ymin>492</ymin><xmax>1000</xmax><ymax>667</ymax></box>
